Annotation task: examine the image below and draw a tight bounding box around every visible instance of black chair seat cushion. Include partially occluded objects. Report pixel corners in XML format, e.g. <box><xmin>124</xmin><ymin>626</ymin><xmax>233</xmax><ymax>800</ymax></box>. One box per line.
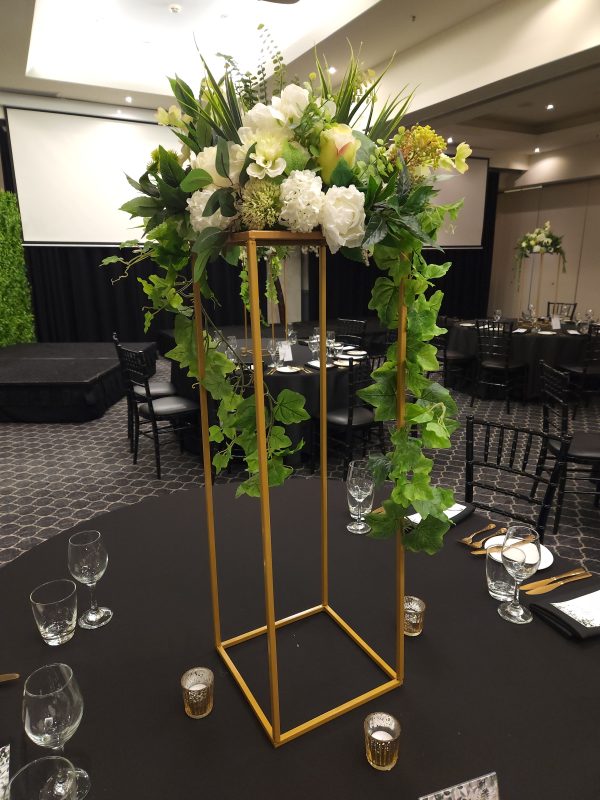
<box><xmin>327</xmin><ymin>406</ymin><xmax>374</xmax><ymax>427</ymax></box>
<box><xmin>138</xmin><ymin>396</ymin><xmax>198</xmax><ymax>419</ymax></box>
<box><xmin>549</xmin><ymin>431</ymin><xmax>600</xmax><ymax>462</ymax></box>
<box><xmin>133</xmin><ymin>381</ymin><xmax>176</xmax><ymax>400</ymax></box>
<box><xmin>444</xmin><ymin>349</ymin><xmax>471</xmax><ymax>362</ymax></box>
<box><xmin>480</xmin><ymin>358</ymin><xmax>526</xmax><ymax>371</ymax></box>
<box><xmin>558</xmin><ymin>363</ymin><xmax>600</xmax><ymax>376</ymax></box>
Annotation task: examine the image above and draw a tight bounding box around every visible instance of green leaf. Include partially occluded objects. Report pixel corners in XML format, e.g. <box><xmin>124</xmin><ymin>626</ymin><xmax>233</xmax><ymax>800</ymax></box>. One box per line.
<box><xmin>158</xmin><ymin>145</ymin><xmax>186</xmax><ymax>187</ymax></box>
<box><xmin>215</xmin><ymin>137</ymin><xmax>230</xmax><ymax>180</ymax></box>
<box><xmin>120</xmin><ymin>196</ymin><xmax>162</xmax><ymax>218</ymax></box>
<box><xmin>168</xmin><ymin>75</ymin><xmax>200</xmax><ymax>118</ymax></box>
<box><xmin>366</xmin><ymin>498</ymin><xmax>406</xmax><ymax>540</ymax></box>
<box><xmin>368</xmin><ymin>276</ymin><xmax>399</xmax><ymax>328</ymax></box>
<box><xmin>329</xmin><ymin>158</ymin><xmax>355</xmax><ymax>188</ymax></box>
<box><xmin>357</xmin><ymin>362</ymin><xmax>397</xmax><ymax>420</ymax></box>
<box><xmin>180</xmin><ymin>168</ymin><xmax>213</xmax><ymax>193</ymax></box>
<box><xmin>362</xmin><ymin>214</ymin><xmax>388</xmax><ymax>251</ymax></box>
<box><xmin>223</xmin><ymin>246</ymin><xmax>241</xmax><ymax>266</ymax></box>
<box><xmin>273</xmin><ymin>389</ymin><xmax>310</xmax><ymax>425</ymax></box>
<box><xmin>209</xmin><ymin>425</ymin><xmax>224</xmax><ymax>443</ymax></box>
<box><xmin>268</xmin><ymin>425</ymin><xmax>292</xmax><ymax>454</ymax></box>
<box><xmin>368</xmin><ymin>453</ymin><xmax>392</xmax><ymax>487</ymax></box>
<box><xmin>404</xmin><ymin>516</ymin><xmax>450</xmax><ymax>555</ymax></box>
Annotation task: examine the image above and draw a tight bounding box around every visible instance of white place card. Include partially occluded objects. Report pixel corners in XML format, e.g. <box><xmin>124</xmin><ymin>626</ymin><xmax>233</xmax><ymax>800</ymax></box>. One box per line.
<box><xmin>551</xmin><ymin>314</ymin><xmax>561</xmax><ymax>330</ymax></box>
<box><xmin>407</xmin><ymin>503</ymin><xmax>465</xmax><ymax>525</ymax></box>
<box><xmin>419</xmin><ymin>771</ymin><xmax>499</xmax><ymax>800</ymax></box>
<box><xmin>567</xmin><ymin>329</ymin><xmax>580</xmax><ymax>335</ymax></box>
<box><xmin>279</xmin><ymin>342</ymin><xmax>293</xmax><ymax>362</ymax></box>
<box><xmin>513</xmin><ymin>328</ymin><xmax>527</xmax><ymax>333</ymax></box>
<box><xmin>0</xmin><ymin>744</ymin><xmax>9</xmax><ymax>800</ymax></box>
<box><xmin>552</xmin><ymin>588</ymin><xmax>600</xmax><ymax>629</ymax></box>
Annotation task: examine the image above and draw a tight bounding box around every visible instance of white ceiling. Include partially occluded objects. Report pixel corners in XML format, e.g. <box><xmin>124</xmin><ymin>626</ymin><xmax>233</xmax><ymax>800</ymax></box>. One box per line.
<box><xmin>1</xmin><ymin>0</ymin><xmax>599</xmax><ymax>165</ymax></box>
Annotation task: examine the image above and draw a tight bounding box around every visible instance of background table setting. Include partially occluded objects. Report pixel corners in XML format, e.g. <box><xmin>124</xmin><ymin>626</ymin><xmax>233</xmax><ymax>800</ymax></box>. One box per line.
<box><xmin>1</xmin><ymin>479</ymin><xmax>599</xmax><ymax>798</ymax></box>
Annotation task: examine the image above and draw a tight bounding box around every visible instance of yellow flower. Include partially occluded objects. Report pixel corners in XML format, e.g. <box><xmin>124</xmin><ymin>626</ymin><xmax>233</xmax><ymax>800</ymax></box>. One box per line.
<box><xmin>319</xmin><ymin>124</ymin><xmax>360</xmax><ymax>184</ymax></box>
<box><xmin>454</xmin><ymin>142</ymin><xmax>472</xmax><ymax>174</ymax></box>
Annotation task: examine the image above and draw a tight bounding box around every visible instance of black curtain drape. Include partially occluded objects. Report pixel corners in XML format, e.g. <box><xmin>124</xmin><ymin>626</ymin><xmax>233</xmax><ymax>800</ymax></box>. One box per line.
<box><xmin>308</xmin><ymin>169</ymin><xmax>499</xmax><ymax>320</ymax></box>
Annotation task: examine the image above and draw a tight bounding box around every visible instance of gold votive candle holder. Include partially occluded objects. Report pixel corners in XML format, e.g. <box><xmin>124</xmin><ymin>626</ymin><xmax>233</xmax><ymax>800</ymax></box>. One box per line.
<box><xmin>181</xmin><ymin>667</ymin><xmax>214</xmax><ymax>718</ymax></box>
<box><xmin>364</xmin><ymin>712</ymin><xmax>401</xmax><ymax>771</ymax></box>
<box><xmin>403</xmin><ymin>595</ymin><xmax>426</xmax><ymax>637</ymax></box>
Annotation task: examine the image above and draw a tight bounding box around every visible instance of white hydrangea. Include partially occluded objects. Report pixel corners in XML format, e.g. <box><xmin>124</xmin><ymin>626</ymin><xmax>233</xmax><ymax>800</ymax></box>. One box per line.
<box><xmin>279</xmin><ymin>170</ymin><xmax>324</xmax><ymax>233</ymax></box>
<box><xmin>319</xmin><ymin>185</ymin><xmax>365</xmax><ymax>254</ymax></box>
<box><xmin>187</xmin><ymin>188</ymin><xmax>231</xmax><ymax>233</ymax></box>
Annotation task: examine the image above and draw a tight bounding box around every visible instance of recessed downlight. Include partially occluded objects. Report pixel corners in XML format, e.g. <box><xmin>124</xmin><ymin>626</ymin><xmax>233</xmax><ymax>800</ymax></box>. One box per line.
<box><xmin>534</xmin><ymin>146</ymin><xmax>540</xmax><ymax>153</ymax></box>
<box><xmin>168</xmin><ymin>3</ymin><xmax>182</xmax><ymax>13</ymax></box>
<box><xmin>328</xmin><ymin>66</ymin><xmax>337</xmax><ymax>75</ymax></box>
<box><xmin>125</xmin><ymin>96</ymin><xmax>132</xmax><ymax>104</ymax></box>
<box><xmin>447</xmin><ymin>136</ymin><xmax>453</xmax><ymax>144</ymax></box>
<box><xmin>546</xmin><ymin>103</ymin><xmax>554</xmax><ymax>110</ymax></box>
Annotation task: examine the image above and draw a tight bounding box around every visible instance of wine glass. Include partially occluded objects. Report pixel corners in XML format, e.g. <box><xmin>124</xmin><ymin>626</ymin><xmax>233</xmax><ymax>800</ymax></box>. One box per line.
<box><xmin>346</xmin><ymin>460</ymin><xmax>374</xmax><ymax>534</ymax></box>
<box><xmin>287</xmin><ymin>325</ymin><xmax>297</xmax><ymax>345</ymax></box>
<box><xmin>23</xmin><ymin>664</ymin><xmax>90</xmax><ymax>799</ymax></box>
<box><xmin>308</xmin><ymin>335</ymin><xmax>320</xmax><ymax>362</ymax></box>
<box><xmin>226</xmin><ymin>335</ymin><xmax>237</xmax><ymax>360</ymax></box>
<box><xmin>8</xmin><ymin>756</ymin><xmax>78</xmax><ymax>800</ymax></box>
<box><xmin>493</xmin><ymin>309</ymin><xmax>502</xmax><ymax>322</ymax></box>
<box><xmin>267</xmin><ymin>339</ymin><xmax>278</xmax><ymax>367</ymax></box>
<box><xmin>497</xmin><ymin>525</ymin><xmax>541</xmax><ymax>624</ymax></box>
<box><xmin>326</xmin><ymin>330</ymin><xmax>336</xmax><ymax>363</ymax></box>
<box><xmin>273</xmin><ymin>341</ymin><xmax>284</xmax><ymax>370</ymax></box>
<box><xmin>67</xmin><ymin>530</ymin><xmax>112</xmax><ymax>629</ymax></box>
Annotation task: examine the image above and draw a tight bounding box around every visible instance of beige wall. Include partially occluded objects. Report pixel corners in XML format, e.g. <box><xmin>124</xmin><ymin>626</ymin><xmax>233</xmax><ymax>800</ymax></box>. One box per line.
<box><xmin>489</xmin><ymin>179</ymin><xmax>600</xmax><ymax>318</ymax></box>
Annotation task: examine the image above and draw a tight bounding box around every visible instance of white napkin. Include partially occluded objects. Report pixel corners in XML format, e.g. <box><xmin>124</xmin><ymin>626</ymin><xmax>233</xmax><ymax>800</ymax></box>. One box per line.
<box><xmin>551</xmin><ymin>314</ymin><xmax>561</xmax><ymax>330</ymax></box>
<box><xmin>513</xmin><ymin>328</ymin><xmax>527</xmax><ymax>333</ymax></box>
<box><xmin>567</xmin><ymin>329</ymin><xmax>580</xmax><ymax>335</ymax></box>
<box><xmin>552</xmin><ymin>588</ymin><xmax>600</xmax><ymax>629</ymax></box>
<box><xmin>280</xmin><ymin>342</ymin><xmax>293</xmax><ymax>362</ymax></box>
<box><xmin>407</xmin><ymin>502</ymin><xmax>465</xmax><ymax>525</ymax></box>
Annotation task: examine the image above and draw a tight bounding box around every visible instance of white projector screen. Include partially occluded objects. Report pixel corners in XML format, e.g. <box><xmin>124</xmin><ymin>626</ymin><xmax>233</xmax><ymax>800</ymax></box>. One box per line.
<box><xmin>432</xmin><ymin>156</ymin><xmax>488</xmax><ymax>248</ymax></box>
<box><xmin>6</xmin><ymin>108</ymin><xmax>177</xmax><ymax>244</ymax></box>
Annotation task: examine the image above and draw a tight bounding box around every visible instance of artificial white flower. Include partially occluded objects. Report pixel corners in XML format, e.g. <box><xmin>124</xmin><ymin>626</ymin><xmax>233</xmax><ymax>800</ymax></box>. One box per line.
<box><xmin>271</xmin><ymin>84</ymin><xmax>309</xmax><ymax>127</ymax></box>
<box><xmin>187</xmin><ymin>188</ymin><xmax>231</xmax><ymax>233</ymax></box>
<box><xmin>319</xmin><ymin>185</ymin><xmax>365</xmax><ymax>254</ymax></box>
<box><xmin>279</xmin><ymin>170</ymin><xmax>324</xmax><ymax>233</ymax></box>
<box><xmin>532</xmin><ymin>245</ymin><xmax>541</xmax><ymax>252</ymax></box>
<box><xmin>191</xmin><ymin>146</ymin><xmax>229</xmax><ymax>188</ymax></box>
<box><xmin>243</xmin><ymin>102</ymin><xmax>289</xmax><ymax>138</ymax></box>
<box><xmin>247</xmin><ymin>153</ymin><xmax>287</xmax><ymax>180</ymax></box>
<box><xmin>247</xmin><ymin>130</ymin><xmax>289</xmax><ymax>180</ymax></box>
<box><xmin>228</xmin><ymin>143</ymin><xmax>248</xmax><ymax>185</ymax></box>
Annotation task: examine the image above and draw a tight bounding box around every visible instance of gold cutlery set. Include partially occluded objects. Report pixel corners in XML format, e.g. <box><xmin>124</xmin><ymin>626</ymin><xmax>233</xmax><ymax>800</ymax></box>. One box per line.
<box><xmin>459</xmin><ymin>523</ymin><xmax>593</xmax><ymax>595</ymax></box>
<box><xmin>0</xmin><ymin>673</ymin><xmax>19</xmax><ymax>684</ymax></box>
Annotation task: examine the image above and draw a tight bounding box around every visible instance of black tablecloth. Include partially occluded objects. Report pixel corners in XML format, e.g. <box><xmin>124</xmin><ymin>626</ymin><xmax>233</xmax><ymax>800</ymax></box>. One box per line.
<box><xmin>449</xmin><ymin>326</ymin><xmax>585</xmax><ymax>398</ymax></box>
<box><xmin>1</xmin><ymin>481</ymin><xmax>599</xmax><ymax>799</ymax></box>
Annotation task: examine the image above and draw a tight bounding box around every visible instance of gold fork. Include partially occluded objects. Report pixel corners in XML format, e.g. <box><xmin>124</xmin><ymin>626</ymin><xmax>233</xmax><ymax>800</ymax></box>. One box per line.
<box><xmin>458</xmin><ymin>523</ymin><xmax>496</xmax><ymax>546</ymax></box>
<box><xmin>469</xmin><ymin>527</ymin><xmax>507</xmax><ymax>549</ymax></box>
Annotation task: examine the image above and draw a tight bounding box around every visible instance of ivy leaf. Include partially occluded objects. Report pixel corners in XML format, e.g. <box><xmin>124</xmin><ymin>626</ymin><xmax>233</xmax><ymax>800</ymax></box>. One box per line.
<box><xmin>422</xmin><ymin>421</ymin><xmax>451</xmax><ymax>449</ymax></box>
<box><xmin>180</xmin><ymin>168</ymin><xmax>213</xmax><ymax>193</ymax></box>
<box><xmin>209</xmin><ymin>425</ymin><xmax>224</xmax><ymax>443</ymax></box>
<box><xmin>273</xmin><ymin>389</ymin><xmax>310</xmax><ymax>425</ymax></box>
<box><xmin>368</xmin><ymin>276</ymin><xmax>399</xmax><ymax>329</ymax></box>
<box><xmin>165</xmin><ymin>314</ymin><xmax>198</xmax><ymax>379</ymax></box>
<box><xmin>213</xmin><ymin>447</ymin><xmax>232</xmax><ymax>472</ymax></box>
<box><xmin>268</xmin><ymin>425</ymin><xmax>292</xmax><ymax>454</ymax></box>
<box><xmin>368</xmin><ymin>453</ymin><xmax>391</xmax><ymax>487</ymax></box>
<box><xmin>404</xmin><ymin>514</ymin><xmax>450</xmax><ymax>555</ymax></box>
<box><xmin>357</xmin><ymin>362</ymin><xmax>396</xmax><ymax>420</ymax></box>
<box><xmin>366</xmin><ymin>498</ymin><xmax>406</xmax><ymax>540</ymax></box>
<box><xmin>413</xmin><ymin>341</ymin><xmax>439</xmax><ymax>372</ymax></box>
<box><xmin>422</xmin><ymin>261</ymin><xmax>451</xmax><ymax>280</ymax></box>
<box><xmin>215</xmin><ymin>137</ymin><xmax>230</xmax><ymax>180</ymax></box>
<box><xmin>223</xmin><ymin>245</ymin><xmax>241</xmax><ymax>266</ymax></box>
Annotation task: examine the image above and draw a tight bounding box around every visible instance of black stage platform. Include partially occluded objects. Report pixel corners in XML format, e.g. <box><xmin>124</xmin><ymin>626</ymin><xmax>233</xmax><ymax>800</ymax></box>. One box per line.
<box><xmin>0</xmin><ymin>342</ymin><xmax>156</xmax><ymax>423</ymax></box>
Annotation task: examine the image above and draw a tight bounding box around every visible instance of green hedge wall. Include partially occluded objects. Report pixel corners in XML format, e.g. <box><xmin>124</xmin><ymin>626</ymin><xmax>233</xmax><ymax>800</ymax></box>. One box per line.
<box><xmin>0</xmin><ymin>191</ymin><xmax>36</xmax><ymax>346</ymax></box>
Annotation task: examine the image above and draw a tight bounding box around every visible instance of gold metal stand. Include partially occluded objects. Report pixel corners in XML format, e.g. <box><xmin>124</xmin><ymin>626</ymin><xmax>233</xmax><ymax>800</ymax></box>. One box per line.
<box><xmin>192</xmin><ymin>230</ymin><xmax>405</xmax><ymax>747</ymax></box>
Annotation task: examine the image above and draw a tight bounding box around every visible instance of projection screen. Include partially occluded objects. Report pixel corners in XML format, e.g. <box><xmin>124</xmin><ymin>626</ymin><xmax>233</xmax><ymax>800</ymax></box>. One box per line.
<box><xmin>433</xmin><ymin>156</ymin><xmax>488</xmax><ymax>248</ymax></box>
<box><xmin>6</xmin><ymin>107</ymin><xmax>177</xmax><ymax>245</ymax></box>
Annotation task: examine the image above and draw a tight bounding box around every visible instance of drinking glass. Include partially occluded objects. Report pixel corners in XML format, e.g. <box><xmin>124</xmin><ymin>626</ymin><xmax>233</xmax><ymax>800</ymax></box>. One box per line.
<box><xmin>23</xmin><ymin>664</ymin><xmax>90</xmax><ymax>799</ymax></box>
<box><xmin>308</xmin><ymin>335</ymin><xmax>320</xmax><ymax>362</ymax></box>
<box><xmin>273</xmin><ymin>341</ymin><xmax>285</xmax><ymax>369</ymax></box>
<box><xmin>267</xmin><ymin>339</ymin><xmax>278</xmax><ymax>367</ymax></box>
<box><xmin>67</xmin><ymin>530</ymin><xmax>112</xmax><ymax>629</ymax></box>
<box><xmin>497</xmin><ymin>525</ymin><xmax>541</xmax><ymax>624</ymax></box>
<box><xmin>346</xmin><ymin>460</ymin><xmax>374</xmax><ymax>534</ymax></box>
<box><xmin>485</xmin><ymin>548</ymin><xmax>514</xmax><ymax>601</ymax></box>
<box><xmin>493</xmin><ymin>309</ymin><xmax>502</xmax><ymax>322</ymax></box>
<box><xmin>287</xmin><ymin>326</ymin><xmax>297</xmax><ymax>345</ymax></box>
<box><xmin>585</xmin><ymin>308</ymin><xmax>594</xmax><ymax>322</ymax></box>
<box><xmin>347</xmin><ymin>480</ymin><xmax>373</xmax><ymax>519</ymax></box>
<box><xmin>326</xmin><ymin>330</ymin><xmax>335</xmax><ymax>363</ymax></box>
<box><xmin>226</xmin><ymin>335</ymin><xmax>237</xmax><ymax>360</ymax></box>
<box><xmin>8</xmin><ymin>756</ymin><xmax>77</xmax><ymax>800</ymax></box>
<box><xmin>30</xmin><ymin>579</ymin><xmax>77</xmax><ymax>646</ymax></box>
<box><xmin>364</xmin><ymin>712</ymin><xmax>400</xmax><ymax>771</ymax></box>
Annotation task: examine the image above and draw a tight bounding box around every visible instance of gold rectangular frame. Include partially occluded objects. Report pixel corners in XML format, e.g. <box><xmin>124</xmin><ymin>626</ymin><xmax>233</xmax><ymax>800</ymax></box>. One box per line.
<box><xmin>192</xmin><ymin>230</ymin><xmax>405</xmax><ymax>746</ymax></box>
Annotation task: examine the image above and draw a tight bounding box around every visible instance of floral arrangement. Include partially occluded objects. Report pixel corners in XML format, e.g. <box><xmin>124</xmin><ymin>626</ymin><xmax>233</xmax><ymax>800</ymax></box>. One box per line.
<box><xmin>515</xmin><ymin>220</ymin><xmax>566</xmax><ymax>277</ymax></box>
<box><xmin>106</xmin><ymin>37</ymin><xmax>471</xmax><ymax>555</ymax></box>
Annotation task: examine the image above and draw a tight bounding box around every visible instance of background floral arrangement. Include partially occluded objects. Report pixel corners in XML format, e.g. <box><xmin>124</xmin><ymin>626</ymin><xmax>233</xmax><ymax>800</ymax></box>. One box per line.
<box><xmin>106</xmin><ymin>36</ymin><xmax>471</xmax><ymax>555</ymax></box>
<box><xmin>515</xmin><ymin>220</ymin><xmax>566</xmax><ymax>279</ymax></box>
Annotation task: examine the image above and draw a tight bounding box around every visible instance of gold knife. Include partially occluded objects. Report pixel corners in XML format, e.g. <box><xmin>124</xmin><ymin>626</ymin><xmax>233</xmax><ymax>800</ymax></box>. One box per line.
<box><xmin>525</xmin><ymin>572</ymin><xmax>593</xmax><ymax>595</ymax></box>
<box><xmin>0</xmin><ymin>673</ymin><xmax>19</xmax><ymax>684</ymax></box>
<box><xmin>520</xmin><ymin>568</ymin><xmax>587</xmax><ymax>592</ymax></box>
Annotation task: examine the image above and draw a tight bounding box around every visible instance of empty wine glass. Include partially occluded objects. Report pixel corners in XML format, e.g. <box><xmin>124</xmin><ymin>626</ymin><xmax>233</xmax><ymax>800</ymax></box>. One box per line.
<box><xmin>498</xmin><ymin>525</ymin><xmax>541</xmax><ymax>625</ymax></box>
<box><xmin>23</xmin><ymin>664</ymin><xmax>90</xmax><ymax>799</ymax></box>
<box><xmin>346</xmin><ymin>460</ymin><xmax>374</xmax><ymax>534</ymax></box>
<box><xmin>287</xmin><ymin>325</ymin><xmax>297</xmax><ymax>345</ymax></box>
<box><xmin>273</xmin><ymin>341</ymin><xmax>284</xmax><ymax>369</ymax></box>
<box><xmin>67</xmin><ymin>530</ymin><xmax>112</xmax><ymax>629</ymax></box>
<box><xmin>308</xmin><ymin>335</ymin><xmax>320</xmax><ymax>362</ymax></box>
<box><xmin>585</xmin><ymin>308</ymin><xmax>594</xmax><ymax>322</ymax></box>
<box><xmin>267</xmin><ymin>339</ymin><xmax>278</xmax><ymax>367</ymax></box>
<box><xmin>226</xmin><ymin>335</ymin><xmax>237</xmax><ymax>360</ymax></box>
<box><xmin>8</xmin><ymin>756</ymin><xmax>78</xmax><ymax>800</ymax></box>
<box><xmin>493</xmin><ymin>309</ymin><xmax>502</xmax><ymax>322</ymax></box>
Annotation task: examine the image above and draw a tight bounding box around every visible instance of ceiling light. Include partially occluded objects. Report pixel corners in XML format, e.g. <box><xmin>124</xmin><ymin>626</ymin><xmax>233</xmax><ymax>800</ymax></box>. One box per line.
<box><xmin>546</xmin><ymin>103</ymin><xmax>554</xmax><ymax>110</ymax></box>
<box><xmin>125</xmin><ymin>96</ymin><xmax>132</xmax><ymax>104</ymax></box>
<box><xmin>447</xmin><ymin>136</ymin><xmax>453</xmax><ymax>144</ymax></box>
<box><xmin>168</xmin><ymin>3</ymin><xmax>182</xmax><ymax>13</ymax></box>
<box><xmin>116</xmin><ymin>109</ymin><xmax>122</xmax><ymax>115</ymax></box>
<box><xmin>534</xmin><ymin>147</ymin><xmax>540</xmax><ymax>153</ymax></box>
<box><xmin>328</xmin><ymin>66</ymin><xmax>336</xmax><ymax>75</ymax></box>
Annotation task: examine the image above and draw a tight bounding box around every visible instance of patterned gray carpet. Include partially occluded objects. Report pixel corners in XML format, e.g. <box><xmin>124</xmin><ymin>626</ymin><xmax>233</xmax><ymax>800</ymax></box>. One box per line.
<box><xmin>1</xmin><ymin>358</ymin><xmax>599</xmax><ymax>572</ymax></box>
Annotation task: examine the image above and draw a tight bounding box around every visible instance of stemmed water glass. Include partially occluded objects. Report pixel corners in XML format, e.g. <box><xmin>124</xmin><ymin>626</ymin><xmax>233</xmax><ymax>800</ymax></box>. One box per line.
<box><xmin>346</xmin><ymin>460</ymin><xmax>374</xmax><ymax>534</ymax></box>
<box><xmin>23</xmin><ymin>664</ymin><xmax>90</xmax><ymax>799</ymax></box>
<box><xmin>308</xmin><ymin>334</ymin><xmax>320</xmax><ymax>363</ymax></box>
<box><xmin>326</xmin><ymin>330</ymin><xmax>336</xmax><ymax>364</ymax></box>
<box><xmin>267</xmin><ymin>339</ymin><xmax>278</xmax><ymax>367</ymax></box>
<box><xmin>498</xmin><ymin>525</ymin><xmax>541</xmax><ymax>624</ymax></box>
<box><xmin>8</xmin><ymin>756</ymin><xmax>78</xmax><ymax>800</ymax></box>
<box><xmin>493</xmin><ymin>309</ymin><xmax>502</xmax><ymax>322</ymax></box>
<box><xmin>67</xmin><ymin>530</ymin><xmax>112</xmax><ymax>629</ymax></box>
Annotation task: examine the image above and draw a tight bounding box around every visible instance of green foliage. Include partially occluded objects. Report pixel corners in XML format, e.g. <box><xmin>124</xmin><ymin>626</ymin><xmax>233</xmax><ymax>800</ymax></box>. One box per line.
<box><xmin>0</xmin><ymin>192</ymin><xmax>36</xmax><ymax>346</ymax></box>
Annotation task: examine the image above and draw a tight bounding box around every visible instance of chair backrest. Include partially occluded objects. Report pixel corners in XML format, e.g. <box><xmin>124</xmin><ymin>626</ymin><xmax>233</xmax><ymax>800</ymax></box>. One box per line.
<box><xmin>346</xmin><ymin>357</ymin><xmax>375</xmax><ymax>425</ymax></box>
<box><xmin>336</xmin><ymin>318</ymin><xmax>367</xmax><ymax>346</ymax></box>
<box><xmin>465</xmin><ymin>415</ymin><xmax>570</xmax><ymax>540</ymax></box>
<box><xmin>547</xmin><ymin>301</ymin><xmax>577</xmax><ymax>320</ymax></box>
<box><xmin>582</xmin><ymin>323</ymin><xmax>600</xmax><ymax>374</ymax></box>
<box><xmin>114</xmin><ymin>338</ymin><xmax>154</xmax><ymax>396</ymax></box>
<box><xmin>476</xmin><ymin>320</ymin><xmax>513</xmax><ymax>366</ymax></box>
<box><xmin>539</xmin><ymin>360</ymin><xmax>571</xmax><ymax>438</ymax></box>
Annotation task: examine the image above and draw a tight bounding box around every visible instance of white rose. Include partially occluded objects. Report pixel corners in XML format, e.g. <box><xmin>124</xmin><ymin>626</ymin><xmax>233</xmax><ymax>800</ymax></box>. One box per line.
<box><xmin>319</xmin><ymin>185</ymin><xmax>365</xmax><ymax>254</ymax></box>
<box><xmin>279</xmin><ymin>170</ymin><xmax>324</xmax><ymax>233</ymax></box>
<box><xmin>532</xmin><ymin>245</ymin><xmax>541</xmax><ymax>252</ymax></box>
<box><xmin>271</xmin><ymin>84</ymin><xmax>309</xmax><ymax>127</ymax></box>
<box><xmin>187</xmin><ymin>188</ymin><xmax>230</xmax><ymax>233</ymax></box>
<box><xmin>243</xmin><ymin>102</ymin><xmax>290</xmax><ymax>138</ymax></box>
<box><xmin>228</xmin><ymin>143</ymin><xmax>248</xmax><ymax>186</ymax></box>
<box><xmin>191</xmin><ymin>146</ymin><xmax>229</xmax><ymax>188</ymax></box>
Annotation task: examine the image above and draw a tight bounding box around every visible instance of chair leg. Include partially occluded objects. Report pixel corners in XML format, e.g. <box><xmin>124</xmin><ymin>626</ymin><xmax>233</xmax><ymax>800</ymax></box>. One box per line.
<box><xmin>133</xmin><ymin>407</ymin><xmax>140</xmax><ymax>465</ymax></box>
<box><xmin>553</xmin><ymin>469</ymin><xmax>568</xmax><ymax>535</ymax></box>
<box><xmin>151</xmin><ymin>418</ymin><xmax>162</xmax><ymax>479</ymax></box>
<box><xmin>127</xmin><ymin>396</ymin><xmax>134</xmax><ymax>452</ymax></box>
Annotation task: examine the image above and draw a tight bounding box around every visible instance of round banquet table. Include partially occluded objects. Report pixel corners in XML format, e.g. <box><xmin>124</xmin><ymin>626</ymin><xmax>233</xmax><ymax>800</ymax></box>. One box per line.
<box><xmin>449</xmin><ymin>325</ymin><xmax>585</xmax><ymax>398</ymax></box>
<box><xmin>1</xmin><ymin>480</ymin><xmax>599</xmax><ymax>799</ymax></box>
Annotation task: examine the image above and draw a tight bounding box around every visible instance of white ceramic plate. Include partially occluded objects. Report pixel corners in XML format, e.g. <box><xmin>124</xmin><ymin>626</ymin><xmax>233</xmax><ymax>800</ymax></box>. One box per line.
<box><xmin>341</xmin><ymin>345</ymin><xmax>355</xmax><ymax>351</ymax></box>
<box><xmin>484</xmin><ymin>535</ymin><xmax>554</xmax><ymax>570</ymax></box>
<box><xmin>513</xmin><ymin>328</ymin><xmax>527</xmax><ymax>334</ymax></box>
<box><xmin>346</xmin><ymin>349</ymin><xmax>367</xmax><ymax>356</ymax></box>
<box><xmin>460</xmin><ymin>322</ymin><xmax>475</xmax><ymax>327</ymax></box>
<box><xmin>276</xmin><ymin>365</ymin><xmax>300</xmax><ymax>373</ymax></box>
<box><xmin>306</xmin><ymin>360</ymin><xmax>334</xmax><ymax>369</ymax></box>
<box><xmin>538</xmin><ymin>330</ymin><xmax>556</xmax><ymax>335</ymax></box>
